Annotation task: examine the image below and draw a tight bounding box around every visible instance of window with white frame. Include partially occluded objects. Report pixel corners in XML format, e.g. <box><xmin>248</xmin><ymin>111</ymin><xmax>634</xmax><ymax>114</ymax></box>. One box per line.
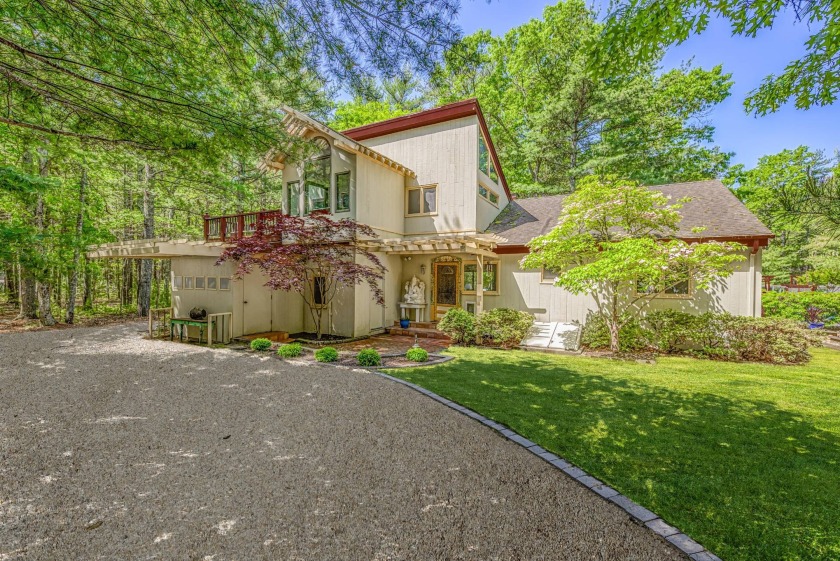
<box><xmin>478</xmin><ymin>182</ymin><xmax>500</xmax><ymax>206</ymax></box>
<box><xmin>173</xmin><ymin>276</ymin><xmax>183</xmax><ymax>290</ymax></box>
<box><xmin>183</xmin><ymin>276</ymin><xmax>194</xmax><ymax>289</ymax></box>
<box><xmin>478</xmin><ymin>132</ymin><xmax>499</xmax><ymax>182</ymax></box>
<box><xmin>207</xmin><ymin>277</ymin><xmax>217</xmax><ymax>290</ymax></box>
<box><xmin>219</xmin><ymin>277</ymin><xmax>231</xmax><ymax>290</ymax></box>
<box><xmin>540</xmin><ymin>267</ymin><xmax>558</xmax><ymax>284</ymax></box>
<box><xmin>335</xmin><ymin>171</ymin><xmax>351</xmax><ymax>212</ymax></box>
<box><xmin>406</xmin><ymin>185</ymin><xmax>437</xmax><ymax>216</ymax></box>
<box><xmin>195</xmin><ymin>276</ymin><xmax>205</xmax><ymax>289</ymax></box>
<box><xmin>287</xmin><ymin>180</ymin><xmax>301</xmax><ymax>217</ymax></box>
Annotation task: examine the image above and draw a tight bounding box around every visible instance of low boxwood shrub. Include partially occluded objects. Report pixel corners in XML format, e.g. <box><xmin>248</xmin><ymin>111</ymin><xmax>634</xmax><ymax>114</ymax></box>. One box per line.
<box><xmin>314</xmin><ymin>346</ymin><xmax>339</xmax><ymax>362</ymax></box>
<box><xmin>762</xmin><ymin>291</ymin><xmax>840</xmax><ymax>322</ymax></box>
<box><xmin>250</xmin><ymin>338</ymin><xmax>272</xmax><ymax>351</ymax></box>
<box><xmin>277</xmin><ymin>342</ymin><xmax>303</xmax><ymax>358</ymax></box>
<box><xmin>438</xmin><ymin>307</ymin><xmax>475</xmax><ymax>345</ymax></box>
<box><xmin>405</xmin><ymin>347</ymin><xmax>429</xmax><ymax>362</ymax></box>
<box><xmin>356</xmin><ymin>348</ymin><xmax>381</xmax><ymax>367</ymax></box>
<box><xmin>475</xmin><ymin>308</ymin><xmax>535</xmax><ymax>348</ymax></box>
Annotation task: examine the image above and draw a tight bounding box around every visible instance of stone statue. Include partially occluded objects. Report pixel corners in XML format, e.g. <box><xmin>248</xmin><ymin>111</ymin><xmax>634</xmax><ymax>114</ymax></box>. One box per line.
<box><xmin>402</xmin><ymin>275</ymin><xmax>426</xmax><ymax>304</ymax></box>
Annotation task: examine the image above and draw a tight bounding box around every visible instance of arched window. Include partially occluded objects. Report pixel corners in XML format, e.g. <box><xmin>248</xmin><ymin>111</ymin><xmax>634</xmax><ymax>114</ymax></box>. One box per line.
<box><xmin>305</xmin><ymin>137</ymin><xmax>331</xmax><ymax>213</ymax></box>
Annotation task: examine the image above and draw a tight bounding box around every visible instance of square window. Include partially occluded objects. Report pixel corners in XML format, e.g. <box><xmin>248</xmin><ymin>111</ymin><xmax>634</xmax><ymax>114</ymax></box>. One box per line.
<box><xmin>183</xmin><ymin>276</ymin><xmax>194</xmax><ymax>289</ymax></box>
<box><xmin>406</xmin><ymin>185</ymin><xmax>437</xmax><ymax>216</ymax></box>
<box><xmin>541</xmin><ymin>268</ymin><xmax>558</xmax><ymax>283</ymax></box>
<box><xmin>336</xmin><ymin>172</ymin><xmax>351</xmax><ymax>212</ymax></box>
<box><xmin>195</xmin><ymin>276</ymin><xmax>205</xmax><ymax>289</ymax></box>
<box><xmin>173</xmin><ymin>276</ymin><xmax>183</xmax><ymax>290</ymax></box>
<box><xmin>207</xmin><ymin>277</ymin><xmax>217</xmax><ymax>290</ymax></box>
<box><xmin>219</xmin><ymin>277</ymin><xmax>231</xmax><ymax>291</ymax></box>
<box><xmin>483</xmin><ymin>263</ymin><xmax>498</xmax><ymax>292</ymax></box>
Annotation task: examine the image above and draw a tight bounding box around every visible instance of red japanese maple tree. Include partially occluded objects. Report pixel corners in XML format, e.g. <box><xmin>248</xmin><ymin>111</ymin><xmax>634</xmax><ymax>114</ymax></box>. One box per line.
<box><xmin>218</xmin><ymin>213</ymin><xmax>386</xmax><ymax>339</ymax></box>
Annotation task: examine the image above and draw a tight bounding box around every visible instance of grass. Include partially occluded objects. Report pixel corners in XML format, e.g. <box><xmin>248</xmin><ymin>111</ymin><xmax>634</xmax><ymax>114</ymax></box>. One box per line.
<box><xmin>391</xmin><ymin>347</ymin><xmax>840</xmax><ymax>561</ymax></box>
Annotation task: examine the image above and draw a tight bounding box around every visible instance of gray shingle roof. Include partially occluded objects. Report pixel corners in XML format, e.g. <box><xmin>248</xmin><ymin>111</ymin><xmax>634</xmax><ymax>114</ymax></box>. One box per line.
<box><xmin>487</xmin><ymin>180</ymin><xmax>773</xmax><ymax>246</ymax></box>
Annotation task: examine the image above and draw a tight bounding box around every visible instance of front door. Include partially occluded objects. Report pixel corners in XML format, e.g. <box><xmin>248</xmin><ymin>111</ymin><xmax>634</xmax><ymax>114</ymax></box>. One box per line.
<box><xmin>243</xmin><ymin>272</ymin><xmax>272</xmax><ymax>334</ymax></box>
<box><xmin>433</xmin><ymin>262</ymin><xmax>459</xmax><ymax>321</ymax></box>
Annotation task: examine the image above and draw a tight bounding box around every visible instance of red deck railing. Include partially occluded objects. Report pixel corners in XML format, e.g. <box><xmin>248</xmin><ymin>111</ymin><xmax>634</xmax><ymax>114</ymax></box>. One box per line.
<box><xmin>203</xmin><ymin>209</ymin><xmax>284</xmax><ymax>242</ymax></box>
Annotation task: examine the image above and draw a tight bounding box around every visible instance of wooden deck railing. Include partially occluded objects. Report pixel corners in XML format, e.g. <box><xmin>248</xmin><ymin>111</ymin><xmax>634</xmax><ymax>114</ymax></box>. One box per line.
<box><xmin>203</xmin><ymin>209</ymin><xmax>284</xmax><ymax>242</ymax></box>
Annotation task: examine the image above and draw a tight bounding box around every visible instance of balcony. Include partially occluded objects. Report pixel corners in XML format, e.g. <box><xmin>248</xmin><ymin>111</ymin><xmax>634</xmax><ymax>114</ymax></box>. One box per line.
<box><xmin>203</xmin><ymin>210</ymin><xmax>284</xmax><ymax>242</ymax></box>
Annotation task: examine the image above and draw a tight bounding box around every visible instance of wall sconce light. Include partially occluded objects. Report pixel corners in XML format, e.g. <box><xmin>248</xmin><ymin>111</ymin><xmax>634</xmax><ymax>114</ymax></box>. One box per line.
<box><xmin>420</xmin><ymin>264</ymin><xmax>426</xmax><ymax>275</ymax></box>
<box><xmin>403</xmin><ymin>256</ymin><xmax>412</xmax><ymax>262</ymax></box>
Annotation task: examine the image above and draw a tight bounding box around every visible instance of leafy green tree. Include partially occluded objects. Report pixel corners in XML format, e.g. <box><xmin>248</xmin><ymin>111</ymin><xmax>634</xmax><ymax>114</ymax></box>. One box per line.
<box><xmin>598</xmin><ymin>0</ymin><xmax>840</xmax><ymax>114</ymax></box>
<box><xmin>432</xmin><ymin>0</ymin><xmax>732</xmax><ymax>193</ymax></box>
<box><xmin>727</xmin><ymin>146</ymin><xmax>837</xmax><ymax>280</ymax></box>
<box><xmin>330</xmin><ymin>67</ymin><xmax>430</xmax><ymax>130</ymax></box>
<box><xmin>522</xmin><ymin>176</ymin><xmax>745</xmax><ymax>352</ymax></box>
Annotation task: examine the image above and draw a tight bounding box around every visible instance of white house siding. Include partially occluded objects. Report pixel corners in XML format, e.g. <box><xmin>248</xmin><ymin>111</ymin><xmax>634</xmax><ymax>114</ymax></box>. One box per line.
<box><xmin>355</xmin><ymin>157</ymin><xmax>405</xmax><ymax>238</ymax></box>
<box><xmin>170</xmin><ymin>257</ymin><xmax>237</xmax><ymax>337</ymax></box>
<box><xmin>360</xmin><ymin>116</ymin><xmax>480</xmax><ymax>236</ymax></box>
<box><xmin>484</xmin><ymin>249</ymin><xmax>763</xmax><ymax>323</ymax></box>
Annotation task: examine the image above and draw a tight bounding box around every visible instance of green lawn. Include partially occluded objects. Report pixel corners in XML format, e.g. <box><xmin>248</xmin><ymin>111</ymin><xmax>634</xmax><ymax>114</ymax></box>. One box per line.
<box><xmin>391</xmin><ymin>347</ymin><xmax>840</xmax><ymax>561</ymax></box>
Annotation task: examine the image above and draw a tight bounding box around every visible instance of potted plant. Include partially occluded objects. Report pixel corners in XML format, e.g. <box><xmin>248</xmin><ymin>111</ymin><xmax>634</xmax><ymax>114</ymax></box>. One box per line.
<box><xmin>806</xmin><ymin>305</ymin><xmax>825</xmax><ymax>329</ymax></box>
<box><xmin>400</xmin><ymin>315</ymin><xmax>410</xmax><ymax>329</ymax></box>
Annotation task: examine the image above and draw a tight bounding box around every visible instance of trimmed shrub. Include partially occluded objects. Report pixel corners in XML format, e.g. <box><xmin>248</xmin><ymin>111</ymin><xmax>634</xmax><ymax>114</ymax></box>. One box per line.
<box><xmin>356</xmin><ymin>348</ymin><xmax>381</xmax><ymax>367</ymax></box>
<box><xmin>580</xmin><ymin>314</ymin><xmax>651</xmax><ymax>352</ymax></box>
<box><xmin>475</xmin><ymin>308</ymin><xmax>535</xmax><ymax>348</ymax></box>
<box><xmin>277</xmin><ymin>343</ymin><xmax>303</xmax><ymax>358</ymax></box>
<box><xmin>250</xmin><ymin>338</ymin><xmax>272</xmax><ymax>351</ymax></box>
<box><xmin>762</xmin><ymin>291</ymin><xmax>840</xmax><ymax>322</ymax></box>
<box><xmin>438</xmin><ymin>307</ymin><xmax>476</xmax><ymax>345</ymax></box>
<box><xmin>645</xmin><ymin>310</ymin><xmax>699</xmax><ymax>353</ymax></box>
<box><xmin>690</xmin><ymin>315</ymin><xmax>822</xmax><ymax>364</ymax></box>
<box><xmin>314</xmin><ymin>346</ymin><xmax>339</xmax><ymax>362</ymax></box>
<box><xmin>406</xmin><ymin>347</ymin><xmax>429</xmax><ymax>362</ymax></box>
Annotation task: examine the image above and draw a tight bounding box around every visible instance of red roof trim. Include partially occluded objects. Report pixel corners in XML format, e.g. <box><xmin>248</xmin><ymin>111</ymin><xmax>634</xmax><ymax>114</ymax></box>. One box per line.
<box><xmin>342</xmin><ymin>99</ymin><xmax>512</xmax><ymax>201</ymax></box>
<box><xmin>496</xmin><ymin>236</ymin><xmax>773</xmax><ymax>255</ymax></box>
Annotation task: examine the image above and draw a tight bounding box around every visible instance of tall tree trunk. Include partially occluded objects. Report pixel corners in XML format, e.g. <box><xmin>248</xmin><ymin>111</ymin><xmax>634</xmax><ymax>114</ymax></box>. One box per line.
<box><xmin>137</xmin><ymin>165</ymin><xmax>155</xmax><ymax>317</ymax></box>
<box><xmin>82</xmin><ymin>257</ymin><xmax>94</xmax><ymax>310</ymax></box>
<box><xmin>66</xmin><ymin>167</ymin><xmax>87</xmax><ymax>323</ymax></box>
<box><xmin>17</xmin><ymin>151</ymin><xmax>38</xmax><ymax>319</ymax></box>
<box><xmin>35</xmin><ymin>152</ymin><xmax>56</xmax><ymax>326</ymax></box>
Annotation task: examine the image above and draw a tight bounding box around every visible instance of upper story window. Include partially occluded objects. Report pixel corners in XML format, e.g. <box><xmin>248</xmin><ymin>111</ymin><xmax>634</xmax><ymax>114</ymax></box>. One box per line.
<box><xmin>406</xmin><ymin>185</ymin><xmax>437</xmax><ymax>216</ymax></box>
<box><xmin>478</xmin><ymin>132</ymin><xmax>499</xmax><ymax>183</ymax></box>
<box><xmin>304</xmin><ymin>139</ymin><xmax>330</xmax><ymax>214</ymax></box>
<box><xmin>478</xmin><ymin>182</ymin><xmax>500</xmax><ymax>206</ymax></box>
<box><xmin>336</xmin><ymin>171</ymin><xmax>351</xmax><ymax>213</ymax></box>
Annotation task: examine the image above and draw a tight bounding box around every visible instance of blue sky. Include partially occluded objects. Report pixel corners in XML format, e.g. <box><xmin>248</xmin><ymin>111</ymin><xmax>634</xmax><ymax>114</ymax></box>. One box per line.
<box><xmin>457</xmin><ymin>0</ymin><xmax>840</xmax><ymax>168</ymax></box>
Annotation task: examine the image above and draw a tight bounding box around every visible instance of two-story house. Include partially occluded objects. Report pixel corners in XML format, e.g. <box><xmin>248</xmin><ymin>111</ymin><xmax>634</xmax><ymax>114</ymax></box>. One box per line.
<box><xmin>88</xmin><ymin>99</ymin><xmax>773</xmax><ymax>341</ymax></box>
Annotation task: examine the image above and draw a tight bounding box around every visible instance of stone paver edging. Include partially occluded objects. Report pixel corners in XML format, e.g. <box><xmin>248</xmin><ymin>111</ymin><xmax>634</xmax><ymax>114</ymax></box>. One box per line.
<box><xmin>373</xmin><ymin>370</ymin><xmax>723</xmax><ymax>561</ymax></box>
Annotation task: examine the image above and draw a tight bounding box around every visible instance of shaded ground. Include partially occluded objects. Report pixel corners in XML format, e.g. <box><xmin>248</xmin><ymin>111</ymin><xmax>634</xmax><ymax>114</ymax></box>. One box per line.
<box><xmin>0</xmin><ymin>323</ymin><xmax>682</xmax><ymax>561</ymax></box>
<box><xmin>0</xmin><ymin>299</ymin><xmax>139</xmax><ymax>334</ymax></box>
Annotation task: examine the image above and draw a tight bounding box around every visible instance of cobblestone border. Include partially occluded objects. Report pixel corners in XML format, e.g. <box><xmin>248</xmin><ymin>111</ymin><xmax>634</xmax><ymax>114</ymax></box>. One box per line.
<box><xmin>373</xmin><ymin>370</ymin><xmax>722</xmax><ymax>561</ymax></box>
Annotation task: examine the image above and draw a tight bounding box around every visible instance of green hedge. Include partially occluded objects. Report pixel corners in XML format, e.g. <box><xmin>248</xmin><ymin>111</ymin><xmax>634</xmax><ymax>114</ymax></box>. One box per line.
<box><xmin>582</xmin><ymin>310</ymin><xmax>823</xmax><ymax>364</ymax></box>
<box><xmin>762</xmin><ymin>291</ymin><xmax>840</xmax><ymax>322</ymax></box>
<box><xmin>406</xmin><ymin>347</ymin><xmax>429</xmax><ymax>362</ymax></box>
<box><xmin>356</xmin><ymin>348</ymin><xmax>381</xmax><ymax>367</ymax></box>
<box><xmin>314</xmin><ymin>347</ymin><xmax>339</xmax><ymax>362</ymax></box>
<box><xmin>277</xmin><ymin>343</ymin><xmax>303</xmax><ymax>358</ymax></box>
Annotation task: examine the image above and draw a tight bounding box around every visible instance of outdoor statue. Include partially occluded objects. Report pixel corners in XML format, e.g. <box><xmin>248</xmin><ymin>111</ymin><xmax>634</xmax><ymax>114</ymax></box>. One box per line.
<box><xmin>402</xmin><ymin>276</ymin><xmax>426</xmax><ymax>304</ymax></box>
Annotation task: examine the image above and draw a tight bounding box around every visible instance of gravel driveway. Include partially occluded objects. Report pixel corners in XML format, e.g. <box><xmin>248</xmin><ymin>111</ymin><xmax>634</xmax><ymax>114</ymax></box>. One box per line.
<box><xmin>1</xmin><ymin>323</ymin><xmax>683</xmax><ymax>560</ymax></box>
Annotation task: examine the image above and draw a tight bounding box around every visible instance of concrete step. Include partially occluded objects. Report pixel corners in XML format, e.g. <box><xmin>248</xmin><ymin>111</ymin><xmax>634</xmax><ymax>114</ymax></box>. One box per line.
<box><xmin>393</xmin><ymin>320</ymin><xmax>438</xmax><ymax>330</ymax></box>
<box><xmin>386</xmin><ymin>326</ymin><xmax>451</xmax><ymax>340</ymax></box>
